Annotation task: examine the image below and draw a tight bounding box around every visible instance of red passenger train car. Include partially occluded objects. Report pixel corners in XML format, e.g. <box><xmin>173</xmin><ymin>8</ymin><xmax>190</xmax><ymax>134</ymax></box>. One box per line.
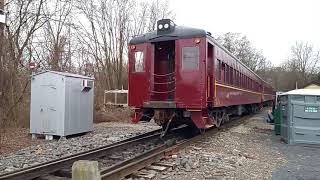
<box><xmin>128</xmin><ymin>19</ymin><xmax>275</xmax><ymax>130</ymax></box>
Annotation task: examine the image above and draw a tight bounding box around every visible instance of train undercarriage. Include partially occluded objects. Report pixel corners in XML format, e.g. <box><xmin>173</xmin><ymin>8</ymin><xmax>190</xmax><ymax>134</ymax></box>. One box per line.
<box><xmin>134</xmin><ymin>100</ymin><xmax>273</xmax><ymax>136</ymax></box>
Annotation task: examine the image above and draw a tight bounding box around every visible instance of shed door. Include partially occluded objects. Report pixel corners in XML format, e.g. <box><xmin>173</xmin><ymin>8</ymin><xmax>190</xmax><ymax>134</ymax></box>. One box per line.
<box><xmin>40</xmin><ymin>84</ymin><xmax>58</xmax><ymax>133</ymax></box>
<box><xmin>292</xmin><ymin>102</ymin><xmax>320</xmax><ymax>144</ymax></box>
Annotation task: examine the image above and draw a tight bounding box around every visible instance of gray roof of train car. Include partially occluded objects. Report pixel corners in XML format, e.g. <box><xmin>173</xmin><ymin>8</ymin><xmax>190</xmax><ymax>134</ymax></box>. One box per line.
<box><xmin>130</xmin><ymin>26</ymin><xmax>207</xmax><ymax>44</ymax></box>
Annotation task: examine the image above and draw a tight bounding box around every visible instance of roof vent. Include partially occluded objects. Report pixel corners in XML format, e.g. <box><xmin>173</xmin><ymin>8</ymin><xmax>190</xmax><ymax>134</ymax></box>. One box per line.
<box><xmin>157</xmin><ymin>19</ymin><xmax>176</xmax><ymax>35</ymax></box>
<box><xmin>82</xmin><ymin>79</ymin><xmax>93</xmax><ymax>92</ymax></box>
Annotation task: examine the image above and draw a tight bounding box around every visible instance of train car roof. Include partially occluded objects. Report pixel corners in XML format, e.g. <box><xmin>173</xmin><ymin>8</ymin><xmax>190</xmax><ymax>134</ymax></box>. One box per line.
<box><xmin>130</xmin><ymin>26</ymin><xmax>273</xmax><ymax>89</ymax></box>
<box><xmin>129</xmin><ymin>26</ymin><xmax>206</xmax><ymax>44</ymax></box>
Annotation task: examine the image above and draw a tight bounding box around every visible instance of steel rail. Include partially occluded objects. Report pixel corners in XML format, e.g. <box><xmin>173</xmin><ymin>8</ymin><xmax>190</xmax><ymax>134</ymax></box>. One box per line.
<box><xmin>0</xmin><ymin>129</ymin><xmax>163</xmax><ymax>180</ymax></box>
<box><xmin>100</xmin><ymin>133</ymin><xmax>203</xmax><ymax>180</ymax></box>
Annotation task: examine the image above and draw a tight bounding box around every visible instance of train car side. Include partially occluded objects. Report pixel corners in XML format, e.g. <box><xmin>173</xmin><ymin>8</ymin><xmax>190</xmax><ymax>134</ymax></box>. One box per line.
<box><xmin>128</xmin><ymin>19</ymin><xmax>275</xmax><ymax>130</ymax></box>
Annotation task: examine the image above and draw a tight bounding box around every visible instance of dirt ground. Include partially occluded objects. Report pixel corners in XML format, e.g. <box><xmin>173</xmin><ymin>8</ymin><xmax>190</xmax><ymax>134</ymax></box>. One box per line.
<box><xmin>0</xmin><ymin>106</ymin><xmax>133</xmax><ymax>155</ymax></box>
<box><xmin>0</xmin><ymin>128</ymin><xmax>43</xmax><ymax>155</ymax></box>
<box><xmin>94</xmin><ymin>105</ymin><xmax>132</xmax><ymax>123</ymax></box>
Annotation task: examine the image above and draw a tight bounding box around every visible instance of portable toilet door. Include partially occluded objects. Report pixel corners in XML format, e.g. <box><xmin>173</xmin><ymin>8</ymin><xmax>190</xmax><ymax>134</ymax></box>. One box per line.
<box><xmin>291</xmin><ymin>95</ymin><xmax>320</xmax><ymax>144</ymax></box>
<box><xmin>280</xmin><ymin>95</ymin><xmax>292</xmax><ymax>143</ymax></box>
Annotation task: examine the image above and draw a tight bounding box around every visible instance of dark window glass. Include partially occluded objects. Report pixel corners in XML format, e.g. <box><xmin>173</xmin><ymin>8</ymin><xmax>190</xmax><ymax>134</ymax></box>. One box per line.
<box><xmin>230</xmin><ymin>67</ymin><xmax>234</xmax><ymax>85</ymax></box>
<box><xmin>222</xmin><ymin>63</ymin><xmax>225</xmax><ymax>82</ymax></box>
<box><xmin>226</xmin><ymin>65</ymin><xmax>229</xmax><ymax>84</ymax></box>
<box><xmin>217</xmin><ymin>59</ymin><xmax>221</xmax><ymax>80</ymax></box>
<box><xmin>237</xmin><ymin>71</ymin><xmax>239</xmax><ymax>86</ymax></box>
<box><xmin>182</xmin><ymin>47</ymin><xmax>199</xmax><ymax>70</ymax></box>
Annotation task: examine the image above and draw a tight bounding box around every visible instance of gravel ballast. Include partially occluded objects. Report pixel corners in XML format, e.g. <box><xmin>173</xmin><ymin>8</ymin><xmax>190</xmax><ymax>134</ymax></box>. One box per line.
<box><xmin>151</xmin><ymin>110</ymin><xmax>288</xmax><ymax>180</ymax></box>
<box><xmin>0</xmin><ymin>121</ymin><xmax>159</xmax><ymax>174</ymax></box>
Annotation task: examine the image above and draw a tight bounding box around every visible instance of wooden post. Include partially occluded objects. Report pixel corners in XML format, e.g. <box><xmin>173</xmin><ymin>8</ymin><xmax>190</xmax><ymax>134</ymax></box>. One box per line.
<box><xmin>0</xmin><ymin>0</ymin><xmax>4</xmax><ymax>54</ymax></box>
<box><xmin>72</xmin><ymin>160</ymin><xmax>101</xmax><ymax>180</ymax></box>
<box><xmin>0</xmin><ymin>0</ymin><xmax>4</xmax><ymax>100</ymax></box>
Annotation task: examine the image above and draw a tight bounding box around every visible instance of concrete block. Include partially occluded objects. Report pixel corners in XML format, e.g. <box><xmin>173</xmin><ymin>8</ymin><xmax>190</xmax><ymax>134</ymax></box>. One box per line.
<box><xmin>72</xmin><ymin>160</ymin><xmax>101</xmax><ymax>180</ymax></box>
<box><xmin>45</xmin><ymin>135</ymin><xmax>53</xmax><ymax>140</ymax></box>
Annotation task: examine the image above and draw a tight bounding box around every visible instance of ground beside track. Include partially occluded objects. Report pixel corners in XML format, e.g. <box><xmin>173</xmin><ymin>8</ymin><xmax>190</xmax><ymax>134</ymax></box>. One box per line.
<box><xmin>0</xmin><ymin>121</ymin><xmax>159</xmax><ymax>174</ymax></box>
<box><xmin>149</xmin><ymin>109</ymin><xmax>287</xmax><ymax>180</ymax></box>
<box><xmin>272</xmin><ymin>138</ymin><xmax>320</xmax><ymax>179</ymax></box>
<box><xmin>121</xmin><ymin>108</ymin><xmax>300</xmax><ymax>180</ymax></box>
<box><xmin>147</xmin><ymin>109</ymin><xmax>320</xmax><ymax>180</ymax></box>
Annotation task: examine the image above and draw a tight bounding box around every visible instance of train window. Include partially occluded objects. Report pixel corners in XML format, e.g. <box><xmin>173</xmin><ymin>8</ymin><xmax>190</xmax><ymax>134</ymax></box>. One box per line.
<box><xmin>246</xmin><ymin>77</ymin><xmax>248</xmax><ymax>89</ymax></box>
<box><xmin>233</xmin><ymin>69</ymin><xmax>236</xmax><ymax>86</ymax></box>
<box><xmin>225</xmin><ymin>64</ymin><xmax>230</xmax><ymax>83</ymax></box>
<box><xmin>221</xmin><ymin>63</ymin><xmax>225</xmax><ymax>82</ymax></box>
<box><xmin>235</xmin><ymin>71</ymin><xmax>238</xmax><ymax>86</ymax></box>
<box><xmin>134</xmin><ymin>51</ymin><xmax>144</xmax><ymax>72</ymax></box>
<box><xmin>230</xmin><ymin>67</ymin><xmax>234</xmax><ymax>85</ymax></box>
<box><xmin>236</xmin><ymin>71</ymin><xmax>239</xmax><ymax>86</ymax></box>
<box><xmin>216</xmin><ymin>59</ymin><xmax>221</xmax><ymax>80</ymax></box>
<box><xmin>242</xmin><ymin>74</ymin><xmax>244</xmax><ymax>88</ymax></box>
<box><xmin>235</xmin><ymin>70</ymin><xmax>237</xmax><ymax>85</ymax></box>
<box><xmin>182</xmin><ymin>47</ymin><xmax>199</xmax><ymax>70</ymax></box>
<box><xmin>244</xmin><ymin>75</ymin><xmax>248</xmax><ymax>89</ymax></box>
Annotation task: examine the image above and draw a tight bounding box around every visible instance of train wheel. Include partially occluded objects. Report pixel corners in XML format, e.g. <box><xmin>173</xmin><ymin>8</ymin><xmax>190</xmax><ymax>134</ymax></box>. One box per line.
<box><xmin>214</xmin><ymin>111</ymin><xmax>223</xmax><ymax>128</ymax></box>
<box><xmin>222</xmin><ymin>113</ymin><xmax>230</xmax><ymax>123</ymax></box>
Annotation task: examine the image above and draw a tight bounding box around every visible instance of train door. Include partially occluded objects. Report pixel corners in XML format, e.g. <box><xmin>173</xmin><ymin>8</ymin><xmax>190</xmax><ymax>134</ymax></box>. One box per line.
<box><xmin>207</xmin><ymin>42</ymin><xmax>214</xmax><ymax>104</ymax></box>
<box><xmin>151</xmin><ymin>40</ymin><xmax>175</xmax><ymax>101</ymax></box>
<box><xmin>128</xmin><ymin>43</ymin><xmax>151</xmax><ymax>107</ymax></box>
<box><xmin>175</xmin><ymin>38</ymin><xmax>206</xmax><ymax>108</ymax></box>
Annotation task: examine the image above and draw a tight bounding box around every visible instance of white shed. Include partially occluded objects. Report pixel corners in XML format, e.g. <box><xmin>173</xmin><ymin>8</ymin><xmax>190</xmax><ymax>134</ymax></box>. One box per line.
<box><xmin>30</xmin><ymin>71</ymin><xmax>94</xmax><ymax>139</ymax></box>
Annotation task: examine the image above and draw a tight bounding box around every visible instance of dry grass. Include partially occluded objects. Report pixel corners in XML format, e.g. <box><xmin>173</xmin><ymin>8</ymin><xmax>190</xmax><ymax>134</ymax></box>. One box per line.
<box><xmin>94</xmin><ymin>105</ymin><xmax>133</xmax><ymax>123</ymax></box>
<box><xmin>0</xmin><ymin>128</ymin><xmax>43</xmax><ymax>155</ymax></box>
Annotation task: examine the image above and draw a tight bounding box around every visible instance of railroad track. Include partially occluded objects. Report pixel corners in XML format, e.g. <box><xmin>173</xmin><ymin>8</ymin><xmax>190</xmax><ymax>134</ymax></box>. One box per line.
<box><xmin>0</xmin><ymin>113</ymin><xmax>254</xmax><ymax>180</ymax></box>
<box><xmin>0</xmin><ymin>129</ymin><xmax>169</xmax><ymax>180</ymax></box>
<box><xmin>100</xmin><ymin>114</ymin><xmax>253</xmax><ymax>180</ymax></box>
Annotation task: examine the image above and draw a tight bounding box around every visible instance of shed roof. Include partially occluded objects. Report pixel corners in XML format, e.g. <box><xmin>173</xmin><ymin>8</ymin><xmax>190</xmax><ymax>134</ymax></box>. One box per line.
<box><xmin>281</xmin><ymin>89</ymin><xmax>320</xmax><ymax>96</ymax></box>
<box><xmin>32</xmin><ymin>71</ymin><xmax>94</xmax><ymax>80</ymax></box>
<box><xmin>304</xmin><ymin>83</ymin><xmax>320</xmax><ymax>89</ymax></box>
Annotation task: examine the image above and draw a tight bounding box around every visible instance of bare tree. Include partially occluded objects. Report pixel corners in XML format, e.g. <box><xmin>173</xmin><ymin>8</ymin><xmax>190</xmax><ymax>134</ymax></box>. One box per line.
<box><xmin>266</xmin><ymin>42</ymin><xmax>320</xmax><ymax>91</ymax></box>
<box><xmin>216</xmin><ymin>32</ymin><xmax>272</xmax><ymax>74</ymax></box>
<box><xmin>75</xmin><ymin>0</ymin><xmax>174</xmax><ymax>107</ymax></box>
<box><xmin>289</xmin><ymin>41</ymin><xmax>320</xmax><ymax>84</ymax></box>
<box><xmin>0</xmin><ymin>0</ymin><xmax>47</xmax><ymax>148</ymax></box>
<box><xmin>40</xmin><ymin>0</ymin><xmax>74</xmax><ymax>71</ymax></box>
<box><xmin>0</xmin><ymin>0</ymin><xmax>48</xmax><ymax>128</ymax></box>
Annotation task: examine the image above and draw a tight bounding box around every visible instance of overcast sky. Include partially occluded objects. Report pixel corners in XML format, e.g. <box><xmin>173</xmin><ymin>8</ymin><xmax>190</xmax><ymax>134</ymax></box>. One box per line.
<box><xmin>169</xmin><ymin>0</ymin><xmax>320</xmax><ymax>65</ymax></box>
